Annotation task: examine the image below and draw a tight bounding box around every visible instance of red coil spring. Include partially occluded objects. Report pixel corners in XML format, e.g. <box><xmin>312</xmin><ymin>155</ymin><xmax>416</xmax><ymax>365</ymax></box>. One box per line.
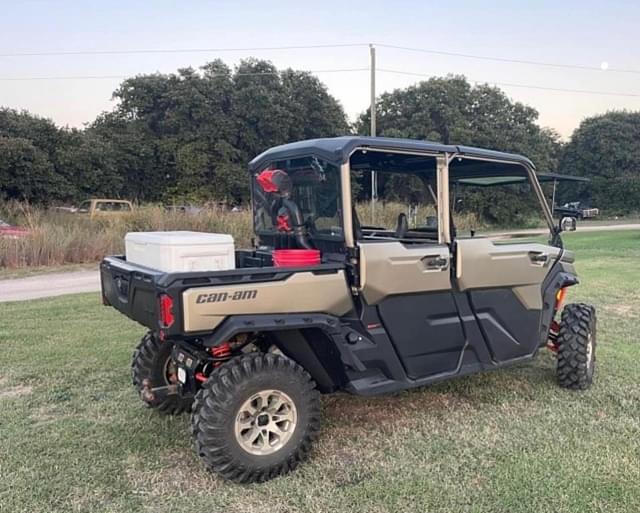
<box><xmin>210</xmin><ymin>342</ymin><xmax>232</xmax><ymax>365</ymax></box>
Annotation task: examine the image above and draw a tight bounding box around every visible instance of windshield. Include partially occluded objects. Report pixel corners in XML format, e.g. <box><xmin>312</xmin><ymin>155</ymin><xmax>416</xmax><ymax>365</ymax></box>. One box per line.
<box><xmin>253</xmin><ymin>156</ymin><xmax>342</xmax><ymax>239</ymax></box>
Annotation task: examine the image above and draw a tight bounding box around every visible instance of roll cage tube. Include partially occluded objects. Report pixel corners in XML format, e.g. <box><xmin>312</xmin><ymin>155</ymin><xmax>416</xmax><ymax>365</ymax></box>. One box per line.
<box><xmin>437</xmin><ymin>154</ymin><xmax>451</xmax><ymax>245</ymax></box>
<box><xmin>340</xmin><ymin>162</ymin><xmax>355</xmax><ymax>248</ymax></box>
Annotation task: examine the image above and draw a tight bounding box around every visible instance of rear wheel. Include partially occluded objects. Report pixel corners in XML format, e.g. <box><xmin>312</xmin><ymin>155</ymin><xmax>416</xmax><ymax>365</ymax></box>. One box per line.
<box><xmin>131</xmin><ymin>331</ymin><xmax>193</xmax><ymax>415</ymax></box>
<box><xmin>556</xmin><ymin>303</ymin><xmax>596</xmax><ymax>390</ymax></box>
<box><xmin>191</xmin><ymin>353</ymin><xmax>321</xmax><ymax>483</ymax></box>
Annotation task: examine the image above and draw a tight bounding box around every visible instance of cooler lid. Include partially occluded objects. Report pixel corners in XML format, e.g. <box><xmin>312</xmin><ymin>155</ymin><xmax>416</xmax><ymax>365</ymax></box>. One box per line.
<box><xmin>125</xmin><ymin>231</ymin><xmax>234</xmax><ymax>246</ymax></box>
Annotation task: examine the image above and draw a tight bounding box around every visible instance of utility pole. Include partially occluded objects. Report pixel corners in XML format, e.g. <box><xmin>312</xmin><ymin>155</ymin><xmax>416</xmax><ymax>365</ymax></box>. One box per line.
<box><xmin>370</xmin><ymin>43</ymin><xmax>376</xmax><ymax>138</ymax></box>
<box><xmin>369</xmin><ymin>43</ymin><xmax>377</xmax><ymax>222</ymax></box>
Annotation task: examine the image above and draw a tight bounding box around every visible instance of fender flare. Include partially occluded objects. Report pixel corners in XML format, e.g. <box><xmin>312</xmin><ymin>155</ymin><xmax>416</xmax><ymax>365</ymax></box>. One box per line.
<box><xmin>202</xmin><ymin>313</ymin><xmax>365</xmax><ymax>392</ymax></box>
<box><xmin>539</xmin><ymin>266</ymin><xmax>580</xmax><ymax>346</ymax></box>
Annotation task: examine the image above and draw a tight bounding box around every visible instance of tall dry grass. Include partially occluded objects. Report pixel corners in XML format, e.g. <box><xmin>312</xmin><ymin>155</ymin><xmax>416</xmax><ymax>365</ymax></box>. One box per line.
<box><xmin>0</xmin><ymin>200</ymin><xmax>486</xmax><ymax>270</ymax></box>
<box><xmin>357</xmin><ymin>201</ymin><xmax>483</xmax><ymax>232</ymax></box>
<box><xmin>0</xmin><ymin>202</ymin><xmax>253</xmax><ymax>269</ymax></box>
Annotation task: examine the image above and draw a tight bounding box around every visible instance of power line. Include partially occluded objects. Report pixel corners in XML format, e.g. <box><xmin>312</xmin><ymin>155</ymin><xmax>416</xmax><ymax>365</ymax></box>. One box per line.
<box><xmin>2</xmin><ymin>67</ymin><xmax>638</xmax><ymax>99</ymax></box>
<box><xmin>376</xmin><ymin>43</ymin><xmax>640</xmax><ymax>75</ymax></box>
<box><xmin>2</xmin><ymin>40</ymin><xmax>638</xmax><ymax>76</ymax></box>
<box><xmin>378</xmin><ymin>68</ymin><xmax>640</xmax><ymax>98</ymax></box>
<box><xmin>0</xmin><ymin>68</ymin><xmax>369</xmax><ymax>81</ymax></box>
<box><xmin>0</xmin><ymin>74</ymin><xmax>126</xmax><ymax>81</ymax></box>
<box><xmin>0</xmin><ymin>43</ymin><xmax>368</xmax><ymax>58</ymax></box>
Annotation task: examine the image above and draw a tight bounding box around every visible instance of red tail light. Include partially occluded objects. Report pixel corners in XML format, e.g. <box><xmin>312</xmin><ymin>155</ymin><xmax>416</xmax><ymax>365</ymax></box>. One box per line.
<box><xmin>159</xmin><ymin>294</ymin><xmax>175</xmax><ymax>328</ymax></box>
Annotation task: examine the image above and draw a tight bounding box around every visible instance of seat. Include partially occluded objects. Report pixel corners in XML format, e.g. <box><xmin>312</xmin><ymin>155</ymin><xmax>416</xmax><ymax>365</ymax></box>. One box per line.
<box><xmin>395</xmin><ymin>213</ymin><xmax>408</xmax><ymax>239</ymax></box>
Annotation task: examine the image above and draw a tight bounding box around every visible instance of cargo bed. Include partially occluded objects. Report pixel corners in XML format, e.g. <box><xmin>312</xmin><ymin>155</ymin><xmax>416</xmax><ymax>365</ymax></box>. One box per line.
<box><xmin>100</xmin><ymin>250</ymin><xmax>346</xmax><ymax>335</ymax></box>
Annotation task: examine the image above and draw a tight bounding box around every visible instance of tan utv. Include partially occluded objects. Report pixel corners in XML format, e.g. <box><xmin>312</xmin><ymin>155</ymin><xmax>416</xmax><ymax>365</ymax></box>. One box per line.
<box><xmin>100</xmin><ymin>137</ymin><xmax>596</xmax><ymax>483</ymax></box>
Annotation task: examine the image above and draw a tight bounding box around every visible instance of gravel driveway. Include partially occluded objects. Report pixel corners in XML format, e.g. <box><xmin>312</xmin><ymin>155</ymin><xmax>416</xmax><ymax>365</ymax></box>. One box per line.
<box><xmin>0</xmin><ymin>270</ymin><xmax>100</xmax><ymax>303</ymax></box>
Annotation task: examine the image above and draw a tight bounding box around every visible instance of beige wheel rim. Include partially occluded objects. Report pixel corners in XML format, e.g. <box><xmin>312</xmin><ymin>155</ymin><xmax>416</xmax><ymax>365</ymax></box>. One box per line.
<box><xmin>234</xmin><ymin>389</ymin><xmax>297</xmax><ymax>456</ymax></box>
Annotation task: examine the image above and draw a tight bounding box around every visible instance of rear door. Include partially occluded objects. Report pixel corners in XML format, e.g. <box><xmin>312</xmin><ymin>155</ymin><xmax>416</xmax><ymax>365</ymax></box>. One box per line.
<box><xmin>359</xmin><ymin>240</ymin><xmax>465</xmax><ymax>379</ymax></box>
<box><xmin>355</xmin><ymin>155</ymin><xmax>466</xmax><ymax>380</ymax></box>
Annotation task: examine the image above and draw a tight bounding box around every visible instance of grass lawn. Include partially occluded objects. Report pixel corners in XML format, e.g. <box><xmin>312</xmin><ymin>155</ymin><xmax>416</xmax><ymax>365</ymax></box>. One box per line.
<box><xmin>1</xmin><ymin>231</ymin><xmax>639</xmax><ymax>513</ymax></box>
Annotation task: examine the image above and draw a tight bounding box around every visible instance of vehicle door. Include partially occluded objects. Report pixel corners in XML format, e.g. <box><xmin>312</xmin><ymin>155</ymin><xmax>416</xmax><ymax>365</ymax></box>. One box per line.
<box><xmin>359</xmin><ymin>241</ymin><xmax>465</xmax><ymax>379</ymax></box>
<box><xmin>355</xmin><ymin>154</ymin><xmax>466</xmax><ymax>380</ymax></box>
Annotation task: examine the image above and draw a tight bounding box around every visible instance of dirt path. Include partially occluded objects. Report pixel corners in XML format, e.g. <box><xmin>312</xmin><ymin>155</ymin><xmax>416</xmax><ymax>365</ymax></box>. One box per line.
<box><xmin>486</xmin><ymin>223</ymin><xmax>640</xmax><ymax>239</ymax></box>
<box><xmin>0</xmin><ymin>270</ymin><xmax>100</xmax><ymax>303</ymax></box>
<box><xmin>576</xmin><ymin>223</ymin><xmax>640</xmax><ymax>232</ymax></box>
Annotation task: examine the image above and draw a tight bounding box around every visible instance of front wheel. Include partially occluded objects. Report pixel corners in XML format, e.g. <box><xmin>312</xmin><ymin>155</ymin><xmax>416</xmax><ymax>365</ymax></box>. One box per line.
<box><xmin>191</xmin><ymin>353</ymin><xmax>321</xmax><ymax>483</ymax></box>
<box><xmin>556</xmin><ymin>303</ymin><xmax>597</xmax><ymax>390</ymax></box>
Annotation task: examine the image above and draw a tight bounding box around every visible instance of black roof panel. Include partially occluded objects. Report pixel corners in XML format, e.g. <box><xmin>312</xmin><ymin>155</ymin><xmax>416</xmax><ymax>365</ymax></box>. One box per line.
<box><xmin>249</xmin><ymin>136</ymin><xmax>534</xmax><ymax>171</ymax></box>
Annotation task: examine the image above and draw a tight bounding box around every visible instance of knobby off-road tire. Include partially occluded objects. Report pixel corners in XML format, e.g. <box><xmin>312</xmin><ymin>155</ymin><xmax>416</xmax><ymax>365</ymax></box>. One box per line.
<box><xmin>557</xmin><ymin>303</ymin><xmax>597</xmax><ymax>390</ymax></box>
<box><xmin>131</xmin><ymin>331</ymin><xmax>193</xmax><ymax>415</ymax></box>
<box><xmin>191</xmin><ymin>353</ymin><xmax>321</xmax><ymax>483</ymax></box>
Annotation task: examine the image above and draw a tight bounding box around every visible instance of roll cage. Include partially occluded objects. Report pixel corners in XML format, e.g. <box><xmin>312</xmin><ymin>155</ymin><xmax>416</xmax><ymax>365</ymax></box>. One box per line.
<box><xmin>249</xmin><ymin>136</ymin><xmax>557</xmax><ymax>250</ymax></box>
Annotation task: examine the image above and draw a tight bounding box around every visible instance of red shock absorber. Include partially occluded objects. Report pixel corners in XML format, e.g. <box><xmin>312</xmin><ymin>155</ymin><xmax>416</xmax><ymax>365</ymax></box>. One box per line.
<box><xmin>195</xmin><ymin>343</ymin><xmax>233</xmax><ymax>385</ymax></box>
<box><xmin>547</xmin><ymin>320</ymin><xmax>561</xmax><ymax>353</ymax></box>
<box><xmin>210</xmin><ymin>342</ymin><xmax>233</xmax><ymax>366</ymax></box>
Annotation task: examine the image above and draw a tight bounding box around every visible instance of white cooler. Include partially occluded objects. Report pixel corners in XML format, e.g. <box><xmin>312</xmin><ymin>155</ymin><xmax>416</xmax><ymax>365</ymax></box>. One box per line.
<box><xmin>125</xmin><ymin>231</ymin><xmax>235</xmax><ymax>272</ymax></box>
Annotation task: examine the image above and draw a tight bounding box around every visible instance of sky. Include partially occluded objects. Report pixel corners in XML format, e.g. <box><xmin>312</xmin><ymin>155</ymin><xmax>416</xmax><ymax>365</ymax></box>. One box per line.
<box><xmin>1</xmin><ymin>0</ymin><xmax>639</xmax><ymax>139</ymax></box>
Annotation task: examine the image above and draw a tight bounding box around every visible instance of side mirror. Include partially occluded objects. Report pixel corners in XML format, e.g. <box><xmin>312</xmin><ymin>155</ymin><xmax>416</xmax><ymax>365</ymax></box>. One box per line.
<box><xmin>560</xmin><ymin>216</ymin><xmax>577</xmax><ymax>232</ymax></box>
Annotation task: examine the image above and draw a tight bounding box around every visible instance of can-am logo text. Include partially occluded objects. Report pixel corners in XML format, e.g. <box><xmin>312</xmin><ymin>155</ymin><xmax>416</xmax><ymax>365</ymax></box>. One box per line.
<box><xmin>196</xmin><ymin>289</ymin><xmax>258</xmax><ymax>304</ymax></box>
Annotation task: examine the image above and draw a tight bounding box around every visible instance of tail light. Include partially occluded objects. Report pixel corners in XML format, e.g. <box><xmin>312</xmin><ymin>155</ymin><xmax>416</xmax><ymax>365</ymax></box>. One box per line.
<box><xmin>159</xmin><ymin>294</ymin><xmax>175</xmax><ymax>328</ymax></box>
<box><xmin>555</xmin><ymin>287</ymin><xmax>567</xmax><ymax>311</ymax></box>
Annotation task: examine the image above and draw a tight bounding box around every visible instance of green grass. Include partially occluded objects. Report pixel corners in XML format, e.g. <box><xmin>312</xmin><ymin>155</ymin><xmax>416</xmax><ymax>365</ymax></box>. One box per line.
<box><xmin>1</xmin><ymin>230</ymin><xmax>639</xmax><ymax>513</ymax></box>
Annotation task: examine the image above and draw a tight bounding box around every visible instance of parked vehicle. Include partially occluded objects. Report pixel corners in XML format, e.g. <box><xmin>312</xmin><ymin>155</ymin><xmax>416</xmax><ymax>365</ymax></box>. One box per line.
<box><xmin>101</xmin><ymin>137</ymin><xmax>596</xmax><ymax>483</ymax></box>
<box><xmin>51</xmin><ymin>206</ymin><xmax>78</xmax><ymax>214</ymax></box>
<box><xmin>0</xmin><ymin>219</ymin><xmax>30</xmax><ymax>238</ymax></box>
<box><xmin>164</xmin><ymin>205</ymin><xmax>203</xmax><ymax>215</ymax></box>
<box><xmin>77</xmin><ymin>199</ymin><xmax>133</xmax><ymax>217</ymax></box>
<box><xmin>554</xmin><ymin>201</ymin><xmax>599</xmax><ymax>220</ymax></box>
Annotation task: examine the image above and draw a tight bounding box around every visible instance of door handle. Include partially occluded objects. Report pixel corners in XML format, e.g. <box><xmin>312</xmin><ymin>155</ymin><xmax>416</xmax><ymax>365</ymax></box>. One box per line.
<box><xmin>422</xmin><ymin>255</ymin><xmax>449</xmax><ymax>270</ymax></box>
<box><xmin>529</xmin><ymin>252</ymin><xmax>549</xmax><ymax>265</ymax></box>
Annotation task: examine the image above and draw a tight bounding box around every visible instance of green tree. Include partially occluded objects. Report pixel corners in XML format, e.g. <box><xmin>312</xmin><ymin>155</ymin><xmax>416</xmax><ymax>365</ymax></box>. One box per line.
<box><xmin>353</xmin><ymin>76</ymin><xmax>562</xmax><ymax>223</ymax></box>
<box><xmin>0</xmin><ymin>109</ymin><xmax>74</xmax><ymax>201</ymax></box>
<box><xmin>559</xmin><ymin>111</ymin><xmax>640</xmax><ymax>213</ymax></box>
<box><xmin>0</xmin><ymin>108</ymin><xmax>62</xmax><ymax>158</ymax></box>
<box><xmin>0</xmin><ymin>137</ymin><xmax>64</xmax><ymax>202</ymax></box>
<box><xmin>356</xmin><ymin>76</ymin><xmax>561</xmax><ymax>165</ymax></box>
<box><xmin>90</xmin><ymin>113</ymin><xmax>162</xmax><ymax>201</ymax></box>
<box><xmin>93</xmin><ymin>59</ymin><xmax>349</xmax><ymax>204</ymax></box>
<box><xmin>55</xmin><ymin>130</ymin><xmax>122</xmax><ymax>200</ymax></box>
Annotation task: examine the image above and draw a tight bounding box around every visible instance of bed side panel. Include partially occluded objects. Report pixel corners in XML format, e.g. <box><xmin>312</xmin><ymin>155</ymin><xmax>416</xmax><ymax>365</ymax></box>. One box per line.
<box><xmin>182</xmin><ymin>270</ymin><xmax>353</xmax><ymax>332</ymax></box>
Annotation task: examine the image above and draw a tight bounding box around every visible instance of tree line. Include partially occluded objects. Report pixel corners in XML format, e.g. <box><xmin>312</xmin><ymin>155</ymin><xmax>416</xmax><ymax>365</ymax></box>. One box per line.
<box><xmin>1</xmin><ymin>58</ymin><xmax>638</xmax><ymax>213</ymax></box>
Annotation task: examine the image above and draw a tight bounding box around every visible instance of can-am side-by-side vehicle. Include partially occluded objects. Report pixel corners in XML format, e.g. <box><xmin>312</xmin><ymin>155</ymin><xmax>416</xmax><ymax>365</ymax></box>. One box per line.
<box><xmin>101</xmin><ymin>136</ymin><xmax>596</xmax><ymax>483</ymax></box>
